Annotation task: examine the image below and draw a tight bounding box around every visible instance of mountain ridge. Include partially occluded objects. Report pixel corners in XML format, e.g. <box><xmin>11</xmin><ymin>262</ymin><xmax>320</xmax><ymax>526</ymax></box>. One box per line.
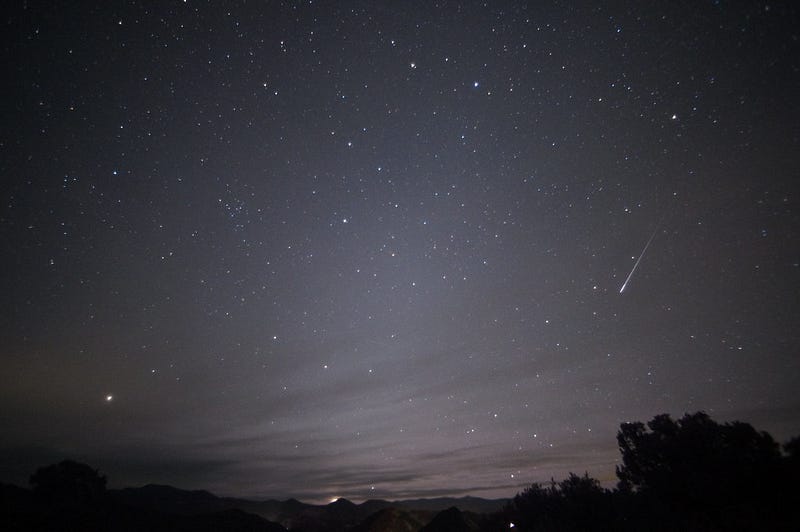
<box><xmin>110</xmin><ymin>483</ymin><xmax>509</xmax><ymax>517</ymax></box>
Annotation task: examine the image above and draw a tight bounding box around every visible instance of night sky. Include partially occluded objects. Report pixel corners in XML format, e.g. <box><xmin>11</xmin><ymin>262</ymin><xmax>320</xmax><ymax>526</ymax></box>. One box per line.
<box><xmin>2</xmin><ymin>1</ymin><xmax>799</xmax><ymax>503</ymax></box>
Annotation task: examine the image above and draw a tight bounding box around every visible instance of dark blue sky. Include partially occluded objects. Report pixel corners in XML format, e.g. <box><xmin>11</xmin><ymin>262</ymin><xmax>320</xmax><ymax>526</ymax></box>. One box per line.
<box><xmin>1</xmin><ymin>1</ymin><xmax>798</xmax><ymax>502</ymax></box>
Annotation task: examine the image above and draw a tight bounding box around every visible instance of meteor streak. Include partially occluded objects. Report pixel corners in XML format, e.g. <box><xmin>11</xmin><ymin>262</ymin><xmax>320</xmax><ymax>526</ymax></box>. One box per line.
<box><xmin>619</xmin><ymin>227</ymin><xmax>659</xmax><ymax>293</ymax></box>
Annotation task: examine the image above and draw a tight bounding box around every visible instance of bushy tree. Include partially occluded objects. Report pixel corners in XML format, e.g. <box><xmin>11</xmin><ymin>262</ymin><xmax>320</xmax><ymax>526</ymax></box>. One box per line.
<box><xmin>505</xmin><ymin>473</ymin><xmax>612</xmax><ymax>531</ymax></box>
<box><xmin>29</xmin><ymin>460</ymin><xmax>107</xmax><ymax>507</ymax></box>
<box><xmin>495</xmin><ymin>413</ymin><xmax>800</xmax><ymax>532</ymax></box>
<box><xmin>785</xmin><ymin>436</ymin><xmax>800</xmax><ymax>459</ymax></box>
<box><xmin>557</xmin><ymin>472</ymin><xmax>603</xmax><ymax>501</ymax></box>
<box><xmin>616</xmin><ymin>412</ymin><xmax>781</xmax><ymax>508</ymax></box>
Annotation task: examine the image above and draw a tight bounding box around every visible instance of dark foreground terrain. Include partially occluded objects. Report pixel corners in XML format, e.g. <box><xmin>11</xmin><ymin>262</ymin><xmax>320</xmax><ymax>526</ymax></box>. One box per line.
<box><xmin>3</xmin><ymin>412</ymin><xmax>800</xmax><ymax>531</ymax></box>
<box><xmin>1</xmin><ymin>479</ymin><xmax>505</xmax><ymax>532</ymax></box>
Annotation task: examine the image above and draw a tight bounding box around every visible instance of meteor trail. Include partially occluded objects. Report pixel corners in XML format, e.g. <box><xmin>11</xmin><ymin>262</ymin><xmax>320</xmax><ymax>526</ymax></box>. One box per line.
<box><xmin>619</xmin><ymin>227</ymin><xmax>659</xmax><ymax>293</ymax></box>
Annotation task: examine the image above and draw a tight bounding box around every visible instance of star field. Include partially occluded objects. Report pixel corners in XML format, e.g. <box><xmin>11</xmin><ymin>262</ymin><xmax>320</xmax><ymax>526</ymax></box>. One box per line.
<box><xmin>1</xmin><ymin>1</ymin><xmax>799</xmax><ymax>502</ymax></box>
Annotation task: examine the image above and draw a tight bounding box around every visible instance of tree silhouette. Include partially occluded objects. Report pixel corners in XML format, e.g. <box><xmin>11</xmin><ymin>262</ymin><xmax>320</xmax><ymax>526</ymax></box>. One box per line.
<box><xmin>785</xmin><ymin>436</ymin><xmax>800</xmax><ymax>459</ymax></box>
<box><xmin>506</xmin><ymin>473</ymin><xmax>613</xmax><ymax>531</ymax></box>
<box><xmin>557</xmin><ymin>472</ymin><xmax>604</xmax><ymax>501</ymax></box>
<box><xmin>29</xmin><ymin>459</ymin><xmax>107</xmax><ymax>507</ymax></box>
<box><xmin>616</xmin><ymin>411</ymin><xmax>782</xmax><ymax>512</ymax></box>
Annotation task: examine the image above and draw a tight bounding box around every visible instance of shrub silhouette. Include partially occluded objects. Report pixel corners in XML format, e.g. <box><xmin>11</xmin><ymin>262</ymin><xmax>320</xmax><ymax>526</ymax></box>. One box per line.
<box><xmin>506</xmin><ymin>473</ymin><xmax>612</xmax><ymax>531</ymax></box>
<box><xmin>29</xmin><ymin>459</ymin><xmax>107</xmax><ymax>507</ymax></box>
<box><xmin>499</xmin><ymin>413</ymin><xmax>799</xmax><ymax>531</ymax></box>
<box><xmin>616</xmin><ymin>411</ymin><xmax>781</xmax><ymax>509</ymax></box>
<box><xmin>785</xmin><ymin>435</ymin><xmax>800</xmax><ymax>459</ymax></box>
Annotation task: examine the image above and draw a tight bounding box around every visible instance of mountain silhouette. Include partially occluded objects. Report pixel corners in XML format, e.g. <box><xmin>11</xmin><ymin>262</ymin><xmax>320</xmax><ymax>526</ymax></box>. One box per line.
<box><xmin>4</xmin><ymin>412</ymin><xmax>798</xmax><ymax>531</ymax></box>
<box><xmin>419</xmin><ymin>506</ymin><xmax>481</xmax><ymax>532</ymax></box>
<box><xmin>349</xmin><ymin>507</ymin><xmax>428</xmax><ymax>532</ymax></box>
<box><xmin>396</xmin><ymin>496</ymin><xmax>507</xmax><ymax>514</ymax></box>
